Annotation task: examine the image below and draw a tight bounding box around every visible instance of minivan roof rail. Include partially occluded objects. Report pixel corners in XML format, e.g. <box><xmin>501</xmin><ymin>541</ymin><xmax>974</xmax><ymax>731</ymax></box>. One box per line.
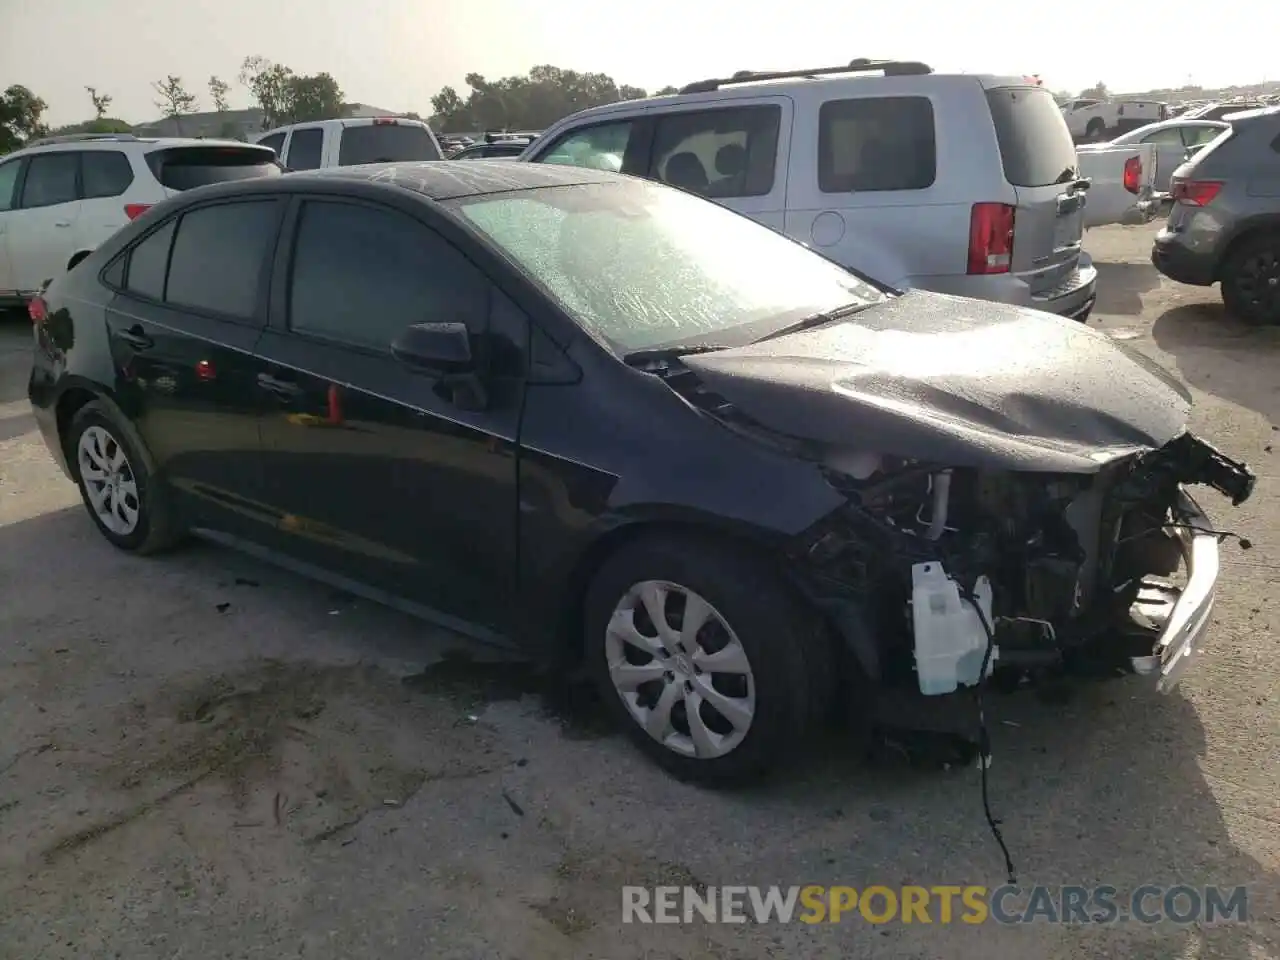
<box><xmin>27</xmin><ymin>132</ymin><xmax>140</xmax><ymax>147</ymax></box>
<box><xmin>679</xmin><ymin>58</ymin><xmax>932</xmax><ymax>94</ymax></box>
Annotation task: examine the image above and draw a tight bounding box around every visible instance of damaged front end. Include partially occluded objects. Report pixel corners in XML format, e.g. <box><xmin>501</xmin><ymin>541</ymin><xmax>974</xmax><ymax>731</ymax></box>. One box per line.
<box><xmin>790</xmin><ymin>432</ymin><xmax>1255</xmax><ymax>696</ymax></box>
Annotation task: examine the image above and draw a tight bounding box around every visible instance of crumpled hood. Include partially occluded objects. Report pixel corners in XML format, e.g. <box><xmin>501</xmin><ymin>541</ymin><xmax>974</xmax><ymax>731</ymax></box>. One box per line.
<box><xmin>683</xmin><ymin>291</ymin><xmax>1192</xmax><ymax>472</ymax></box>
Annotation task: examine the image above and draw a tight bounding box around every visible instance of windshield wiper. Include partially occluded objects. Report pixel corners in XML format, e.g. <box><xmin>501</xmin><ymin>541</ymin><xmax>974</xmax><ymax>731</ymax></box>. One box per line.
<box><xmin>622</xmin><ymin>343</ymin><xmax>729</xmax><ymax>366</ymax></box>
<box><xmin>750</xmin><ymin>301</ymin><xmax>875</xmax><ymax>345</ymax></box>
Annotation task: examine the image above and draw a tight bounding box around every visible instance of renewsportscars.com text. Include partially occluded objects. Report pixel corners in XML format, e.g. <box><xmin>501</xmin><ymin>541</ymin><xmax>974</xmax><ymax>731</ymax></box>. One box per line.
<box><xmin>622</xmin><ymin>884</ymin><xmax>1249</xmax><ymax>925</ymax></box>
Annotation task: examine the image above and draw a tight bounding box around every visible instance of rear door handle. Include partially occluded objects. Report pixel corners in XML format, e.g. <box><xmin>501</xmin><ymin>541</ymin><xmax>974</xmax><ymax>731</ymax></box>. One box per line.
<box><xmin>116</xmin><ymin>325</ymin><xmax>153</xmax><ymax>350</ymax></box>
<box><xmin>257</xmin><ymin>372</ymin><xmax>303</xmax><ymax>399</ymax></box>
<box><xmin>53</xmin><ymin>221</ymin><xmax>72</xmax><ymax>228</ymax></box>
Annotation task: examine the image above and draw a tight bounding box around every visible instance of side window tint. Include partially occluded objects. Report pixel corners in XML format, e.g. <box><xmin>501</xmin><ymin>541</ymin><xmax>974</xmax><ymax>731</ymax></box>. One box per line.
<box><xmin>1187</xmin><ymin>126</ymin><xmax>1224</xmax><ymax>147</ymax></box>
<box><xmin>288</xmin><ymin>200</ymin><xmax>488</xmax><ymax>351</ymax></box>
<box><xmin>1141</xmin><ymin>128</ymin><xmax>1185</xmax><ymax>145</ymax></box>
<box><xmin>125</xmin><ymin>220</ymin><xmax>176</xmax><ymax>301</ymax></box>
<box><xmin>20</xmin><ymin>153</ymin><xmax>79</xmax><ymax>208</ymax></box>
<box><xmin>818</xmin><ymin>96</ymin><xmax>937</xmax><ymax>193</ymax></box>
<box><xmin>82</xmin><ymin>151</ymin><xmax>135</xmax><ymax>198</ymax></box>
<box><xmin>0</xmin><ymin>159</ymin><xmax>21</xmax><ymax>211</ymax></box>
<box><xmin>166</xmin><ymin>201</ymin><xmax>279</xmax><ymax>319</ymax></box>
<box><xmin>102</xmin><ymin>255</ymin><xmax>125</xmax><ymax>289</ymax></box>
<box><xmin>536</xmin><ymin>121</ymin><xmax>633</xmax><ymax>172</ymax></box>
<box><xmin>286</xmin><ymin>128</ymin><xmax>324</xmax><ymax>170</ymax></box>
<box><xmin>259</xmin><ymin>133</ymin><xmax>286</xmax><ymax>158</ymax></box>
<box><xmin>650</xmin><ymin>106</ymin><xmax>780</xmax><ymax>198</ymax></box>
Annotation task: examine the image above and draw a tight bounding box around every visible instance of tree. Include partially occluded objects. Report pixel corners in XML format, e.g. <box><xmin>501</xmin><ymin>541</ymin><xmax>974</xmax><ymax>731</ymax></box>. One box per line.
<box><xmin>152</xmin><ymin>75</ymin><xmax>198</xmax><ymax>134</ymax></box>
<box><xmin>1079</xmin><ymin>81</ymin><xmax>1109</xmax><ymax>99</ymax></box>
<box><xmin>285</xmin><ymin>72</ymin><xmax>344</xmax><ymax>123</ymax></box>
<box><xmin>654</xmin><ymin>86</ymin><xmax>679</xmax><ymax>96</ymax></box>
<box><xmin>0</xmin><ymin>84</ymin><xmax>48</xmax><ymax>153</ymax></box>
<box><xmin>209</xmin><ymin>75</ymin><xmax>230</xmax><ymax>113</ymax></box>
<box><xmin>427</xmin><ymin>66</ymin><xmax>652</xmax><ymax>133</ymax></box>
<box><xmin>86</xmin><ymin>86</ymin><xmax>112</xmax><ymax>120</ymax></box>
<box><xmin>240</xmin><ymin>55</ymin><xmax>294</xmax><ymax>128</ymax></box>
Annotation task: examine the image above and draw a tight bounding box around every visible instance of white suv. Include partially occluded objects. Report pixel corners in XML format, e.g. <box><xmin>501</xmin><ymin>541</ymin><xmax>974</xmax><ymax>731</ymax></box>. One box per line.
<box><xmin>521</xmin><ymin>59</ymin><xmax>1098</xmax><ymax>320</ymax></box>
<box><xmin>254</xmin><ymin>117</ymin><xmax>443</xmax><ymax>171</ymax></box>
<box><xmin>0</xmin><ymin>134</ymin><xmax>280</xmax><ymax>306</ymax></box>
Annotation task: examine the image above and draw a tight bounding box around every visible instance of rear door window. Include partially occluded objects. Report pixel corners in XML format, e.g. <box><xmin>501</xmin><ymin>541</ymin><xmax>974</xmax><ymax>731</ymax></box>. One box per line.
<box><xmin>145</xmin><ymin>146</ymin><xmax>282</xmax><ymax>191</ymax></box>
<box><xmin>125</xmin><ymin>219</ymin><xmax>176</xmax><ymax>301</ymax></box>
<box><xmin>19</xmin><ymin>153</ymin><xmax>79</xmax><ymax>208</ymax></box>
<box><xmin>258</xmin><ymin>132</ymin><xmax>286</xmax><ymax>158</ymax></box>
<box><xmin>0</xmin><ymin>159</ymin><xmax>21</xmax><ymax>211</ymax></box>
<box><xmin>649</xmin><ymin>106</ymin><xmax>780</xmax><ymax>198</ymax></box>
<box><xmin>165</xmin><ymin>200</ymin><xmax>279</xmax><ymax>320</ymax></box>
<box><xmin>285</xmin><ymin>128</ymin><xmax>324</xmax><ymax>170</ymax></box>
<box><xmin>81</xmin><ymin>151</ymin><xmax>135</xmax><ymax>198</ymax></box>
<box><xmin>818</xmin><ymin>97</ymin><xmax>936</xmax><ymax>192</ymax></box>
<box><xmin>985</xmin><ymin>86</ymin><xmax>1080</xmax><ymax>187</ymax></box>
<box><xmin>336</xmin><ymin>123</ymin><xmax>441</xmax><ymax>165</ymax></box>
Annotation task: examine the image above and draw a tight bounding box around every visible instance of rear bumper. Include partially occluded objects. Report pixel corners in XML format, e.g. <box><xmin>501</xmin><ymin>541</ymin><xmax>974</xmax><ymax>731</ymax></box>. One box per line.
<box><xmin>1151</xmin><ymin>230</ymin><xmax>1217</xmax><ymax>286</ymax></box>
<box><xmin>914</xmin><ymin>259</ymin><xmax>1097</xmax><ymax>320</ymax></box>
<box><xmin>1030</xmin><ymin>260</ymin><xmax>1098</xmax><ymax>321</ymax></box>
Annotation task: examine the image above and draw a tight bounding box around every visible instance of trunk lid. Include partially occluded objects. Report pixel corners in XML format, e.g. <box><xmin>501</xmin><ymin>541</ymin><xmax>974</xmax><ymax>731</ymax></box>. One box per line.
<box><xmin>682</xmin><ymin>290</ymin><xmax>1192</xmax><ymax>473</ymax></box>
<box><xmin>983</xmin><ymin>85</ymin><xmax>1087</xmax><ymax>295</ymax></box>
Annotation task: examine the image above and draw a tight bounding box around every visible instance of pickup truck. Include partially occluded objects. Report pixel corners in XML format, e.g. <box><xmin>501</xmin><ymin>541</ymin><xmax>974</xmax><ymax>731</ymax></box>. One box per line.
<box><xmin>1061</xmin><ymin>98</ymin><xmax>1167</xmax><ymax>141</ymax></box>
<box><xmin>1075</xmin><ymin>141</ymin><xmax>1162</xmax><ymax>228</ymax></box>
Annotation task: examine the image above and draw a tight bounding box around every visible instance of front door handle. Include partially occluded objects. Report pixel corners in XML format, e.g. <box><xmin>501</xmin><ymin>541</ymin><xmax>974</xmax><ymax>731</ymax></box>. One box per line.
<box><xmin>257</xmin><ymin>372</ymin><xmax>303</xmax><ymax>399</ymax></box>
<box><xmin>116</xmin><ymin>324</ymin><xmax>153</xmax><ymax>350</ymax></box>
<box><xmin>53</xmin><ymin>221</ymin><xmax>72</xmax><ymax>228</ymax></box>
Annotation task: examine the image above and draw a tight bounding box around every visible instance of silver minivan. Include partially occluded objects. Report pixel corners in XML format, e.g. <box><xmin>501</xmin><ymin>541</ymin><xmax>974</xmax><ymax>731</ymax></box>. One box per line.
<box><xmin>521</xmin><ymin>60</ymin><xmax>1098</xmax><ymax>321</ymax></box>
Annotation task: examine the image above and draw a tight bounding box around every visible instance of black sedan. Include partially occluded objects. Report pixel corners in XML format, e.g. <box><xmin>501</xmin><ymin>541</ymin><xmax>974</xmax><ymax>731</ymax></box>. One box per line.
<box><xmin>28</xmin><ymin>162</ymin><xmax>1253</xmax><ymax>783</ymax></box>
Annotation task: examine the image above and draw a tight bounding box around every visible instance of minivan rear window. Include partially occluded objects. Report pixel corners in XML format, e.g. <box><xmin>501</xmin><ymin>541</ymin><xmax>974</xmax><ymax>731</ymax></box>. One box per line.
<box><xmin>985</xmin><ymin>87</ymin><xmax>1080</xmax><ymax>188</ymax></box>
<box><xmin>337</xmin><ymin>123</ymin><xmax>442</xmax><ymax>165</ymax></box>
<box><xmin>145</xmin><ymin>146</ymin><xmax>282</xmax><ymax>191</ymax></box>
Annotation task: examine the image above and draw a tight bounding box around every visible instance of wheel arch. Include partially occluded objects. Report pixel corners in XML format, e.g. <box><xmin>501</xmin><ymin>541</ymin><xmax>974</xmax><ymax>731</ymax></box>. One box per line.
<box><xmin>55</xmin><ymin>382</ymin><xmax>156</xmax><ymax>480</ymax></box>
<box><xmin>66</xmin><ymin>250</ymin><xmax>93</xmax><ymax>271</ymax></box>
<box><xmin>1214</xmin><ymin>216</ymin><xmax>1280</xmax><ymax>282</ymax></box>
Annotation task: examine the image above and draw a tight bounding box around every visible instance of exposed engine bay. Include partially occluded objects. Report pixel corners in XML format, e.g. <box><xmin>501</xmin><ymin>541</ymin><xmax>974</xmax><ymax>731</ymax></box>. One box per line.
<box><xmin>796</xmin><ymin>433</ymin><xmax>1255</xmax><ymax>693</ymax></box>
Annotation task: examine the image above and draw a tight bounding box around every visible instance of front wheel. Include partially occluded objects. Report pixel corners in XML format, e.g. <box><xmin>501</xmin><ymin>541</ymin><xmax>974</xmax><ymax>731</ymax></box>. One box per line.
<box><xmin>583</xmin><ymin>535</ymin><xmax>830</xmax><ymax>784</ymax></box>
<box><xmin>1220</xmin><ymin>234</ymin><xmax>1280</xmax><ymax>325</ymax></box>
<box><xmin>68</xmin><ymin>401</ymin><xmax>183</xmax><ymax>554</ymax></box>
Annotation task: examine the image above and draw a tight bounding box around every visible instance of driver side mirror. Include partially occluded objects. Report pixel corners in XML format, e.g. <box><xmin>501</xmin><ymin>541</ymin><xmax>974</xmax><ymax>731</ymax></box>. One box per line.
<box><xmin>391</xmin><ymin>321</ymin><xmax>487</xmax><ymax>411</ymax></box>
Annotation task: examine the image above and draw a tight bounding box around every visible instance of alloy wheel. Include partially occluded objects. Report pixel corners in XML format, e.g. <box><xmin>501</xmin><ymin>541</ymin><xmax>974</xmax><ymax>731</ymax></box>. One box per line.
<box><xmin>604</xmin><ymin>580</ymin><xmax>756</xmax><ymax>759</ymax></box>
<box><xmin>1235</xmin><ymin>250</ymin><xmax>1280</xmax><ymax>315</ymax></box>
<box><xmin>77</xmin><ymin>425</ymin><xmax>141</xmax><ymax>536</ymax></box>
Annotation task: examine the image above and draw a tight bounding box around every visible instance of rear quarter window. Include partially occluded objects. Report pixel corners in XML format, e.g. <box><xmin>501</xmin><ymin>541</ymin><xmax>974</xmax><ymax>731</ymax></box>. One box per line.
<box><xmin>337</xmin><ymin>124</ymin><xmax>441</xmax><ymax>165</ymax></box>
<box><xmin>985</xmin><ymin>86</ymin><xmax>1080</xmax><ymax>188</ymax></box>
<box><xmin>145</xmin><ymin>146</ymin><xmax>282</xmax><ymax>191</ymax></box>
<box><xmin>818</xmin><ymin>96</ymin><xmax>936</xmax><ymax>193</ymax></box>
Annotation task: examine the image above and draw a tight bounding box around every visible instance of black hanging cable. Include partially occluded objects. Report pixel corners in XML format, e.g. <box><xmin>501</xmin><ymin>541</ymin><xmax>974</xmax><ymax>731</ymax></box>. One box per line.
<box><xmin>961</xmin><ymin>587</ymin><xmax>1017</xmax><ymax>885</ymax></box>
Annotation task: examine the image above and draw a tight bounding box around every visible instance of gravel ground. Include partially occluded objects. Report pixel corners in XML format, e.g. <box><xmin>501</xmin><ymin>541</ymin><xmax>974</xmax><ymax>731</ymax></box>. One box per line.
<box><xmin>1</xmin><ymin>224</ymin><xmax>1277</xmax><ymax>959</ymax></box>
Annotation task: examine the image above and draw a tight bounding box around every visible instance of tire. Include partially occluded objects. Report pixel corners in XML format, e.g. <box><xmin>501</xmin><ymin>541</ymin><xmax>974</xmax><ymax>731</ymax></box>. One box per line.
<box><xmin>67</xmin><ymin>401</ymin><xmax>184</xmax><ymax>554</ymax></box>
<box><xmin>1220</xmin><ymin>234</ymin><xmax>1280</xmax><ymax>325</ymax></box>
<box><xmin>583</xmin><ymin>534</ymin><xmax>830</xmax><ymax>784</ymax></box>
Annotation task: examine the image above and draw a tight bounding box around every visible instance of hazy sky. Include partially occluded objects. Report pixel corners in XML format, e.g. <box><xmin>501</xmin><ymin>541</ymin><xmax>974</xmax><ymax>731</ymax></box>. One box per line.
<box><xmin>5</xmin><ymin>0</ymin><xmax>1279</xmax><ymax>127</ymax></box>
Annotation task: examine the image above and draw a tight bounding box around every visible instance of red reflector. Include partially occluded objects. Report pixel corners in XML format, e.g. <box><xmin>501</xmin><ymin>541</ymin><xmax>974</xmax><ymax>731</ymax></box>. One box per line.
<box><xmin>1122</xmin><ymin>156</ymin><xmax>1143</xmax><ymax>194</ymax></box>
<box><xmin>195</xmin><ymin>359</ymin><xmax>216</xmax><ymax>381</ymax></box>
<box><xmin>967</xmin><ymin>203</ymin><xmax>1016</xmax><ymax>275</ymax></box>
<box><xmin>124</xmin><ymin>203</ymin><xmax>153</xmax><ymax>220</ymax></box>
<box><xmin>1171</xmin><ymin>178</ymin><xmax>1223</xmax><ymax>207</ymax></box>
<box><xmin>28</xmin><ymin>297</ymin><xmax>48</xmax><ymax>325</ymax></box>
<box><xmin>372</xmin><ymin>118</ymin><xmax>398</xmax><ymax>126</ymax></box>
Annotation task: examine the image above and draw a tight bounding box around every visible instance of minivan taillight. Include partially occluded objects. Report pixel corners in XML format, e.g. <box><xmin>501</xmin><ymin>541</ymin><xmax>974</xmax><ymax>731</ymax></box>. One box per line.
<box><xmin>124</xmin><ymin>203</ymin><xmax>152</xmax><ymax>220</ymax></box>
<box><xmin>967</xmin><ymin>203</ymin><xmax>1015</xmax><ymax>275</ymax></box>
<box><xmin>28</xmin><ymin>296</ymin><xmax>48</xmax><ymax>325</ymax></box>
<box><xmin>1122</xmin><ymin>156</ymin><xmax>1142</xmax><ymax>194</ymax></box>
<box><xmin>1171</xmin><ymin>178</ymin><xmax>1223</xmax><ymax>207</ymax></box>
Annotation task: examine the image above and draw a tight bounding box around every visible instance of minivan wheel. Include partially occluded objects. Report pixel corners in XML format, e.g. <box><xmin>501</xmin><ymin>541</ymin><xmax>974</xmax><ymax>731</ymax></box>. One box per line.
<box><xmin>68</xmin><ymin>402</ymin><xmax>182</xmax><ymax>554</ymax></box>
<box><xmin>1220</xmin><ymin>235</ymin><xmax>1280</xmax><ymax>325</ymax></box>
<box><xmin>584</xmin><ymin>536</ymin><xmax>823</xmax><ymax>783</ymax></box>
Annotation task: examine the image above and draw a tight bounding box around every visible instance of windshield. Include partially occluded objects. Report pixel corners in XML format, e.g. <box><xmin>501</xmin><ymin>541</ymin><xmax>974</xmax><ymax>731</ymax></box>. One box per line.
<box><xmin>449</xmin><ymin>180</ymin><xmax>885</xmax><ymax>354</ymax></box>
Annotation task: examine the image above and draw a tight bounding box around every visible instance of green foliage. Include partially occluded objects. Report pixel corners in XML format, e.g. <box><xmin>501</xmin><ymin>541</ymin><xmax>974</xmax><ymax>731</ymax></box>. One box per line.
<box><xmin>209</xmin><ymin>75</ymin><xmax>231</xmax><ymax>113</ymax></box>
<box><xmin>428</xmin><ymin>65</ymin><xmax>654</xmax><ymax>132</ymax></box>
<box><xmin>152</xmin><ymin>76</ymin><xmax>198</xmax><ymax>134</ymax></box>
<box><xmin>239</xmin><ymin>56</ymin><xmax>345</xmax><ymax>128</ymax></box>
<box><xmin>1079</xmin><ymin>81</ymin><xmax>1109</xmax><ymax>99</ymax></box>
<box><xmin>86</xmin><ymin>86</ymin><xmax>112</xmax><ymax>120</ymax></box>
<box><xmin>0</xmin><ymin>84</ymin><xmax>49</xmax><ymax>153</ymax></box>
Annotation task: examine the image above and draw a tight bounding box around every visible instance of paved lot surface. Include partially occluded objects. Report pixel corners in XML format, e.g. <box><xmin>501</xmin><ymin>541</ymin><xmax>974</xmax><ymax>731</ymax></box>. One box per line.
<box><xmin>1</xmin><ymin>225</ymin><xmax>1277</xmax><ymax>959</ymax></box>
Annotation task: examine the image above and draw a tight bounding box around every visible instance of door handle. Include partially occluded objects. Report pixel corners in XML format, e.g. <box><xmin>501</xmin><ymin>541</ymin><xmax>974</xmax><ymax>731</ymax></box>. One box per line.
<box><xmin>54</xmin><ymin>221</ymin><xmax>72</xmax><ymax>228</ymax></box>
<box><xmin>257</xmin><ymin>372</ymin><xmax>303</xmax><ymax>399</ymax></box>
<box><xmin>116</xmin><ymin>324</ymin><xmax>153</xmax><ymax>350</ymax></box>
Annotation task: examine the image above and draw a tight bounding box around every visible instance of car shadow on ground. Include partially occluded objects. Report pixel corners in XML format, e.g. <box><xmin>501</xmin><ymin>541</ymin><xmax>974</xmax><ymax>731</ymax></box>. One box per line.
<box><xmin>1093</xmin><ymin>261</ymin><xmax>1162</xmax><ymax>316</ymax></box>
<box><xmin>2</xmin><ymin>506</ymin><xmax>1275</xmax><ymax>957</ymax></box>
<box><xmin>1153</xmin><ymin>301</ymin><xmax>1280</xmax><ymax>425</ymax></box>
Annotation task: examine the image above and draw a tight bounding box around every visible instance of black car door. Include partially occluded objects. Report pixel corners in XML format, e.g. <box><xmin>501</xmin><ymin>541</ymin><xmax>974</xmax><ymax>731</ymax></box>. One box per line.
<box><xmin>103</xmin><ymin>198</ymin><xmax>284</xmax><ymax>538</ymax></box>
<box><xmin>252</xmin><ymin>194</ymin><xmax>525</xmax><ymax>633</ymax></box>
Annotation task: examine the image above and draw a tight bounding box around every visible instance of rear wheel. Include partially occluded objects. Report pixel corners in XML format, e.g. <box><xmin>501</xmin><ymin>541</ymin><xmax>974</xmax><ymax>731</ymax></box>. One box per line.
<box><xmin>1220</xmin><ymin>234</ymin><xmax>1280</xmax><ymax>325</ymax></box>
<box><xmin>68</xmin><ymin>402</ymin><xmax>183</xmax><ymax>554</ymax></box>
<box><xmin>584</xmin><ymin>535</ymin><xmax>830</xmax><ymax>784</ymax></box>
<box><xmin>1085</xmin><ymin>118</ymin><xmax>1106</xmax><ymax>140</ymax></box>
